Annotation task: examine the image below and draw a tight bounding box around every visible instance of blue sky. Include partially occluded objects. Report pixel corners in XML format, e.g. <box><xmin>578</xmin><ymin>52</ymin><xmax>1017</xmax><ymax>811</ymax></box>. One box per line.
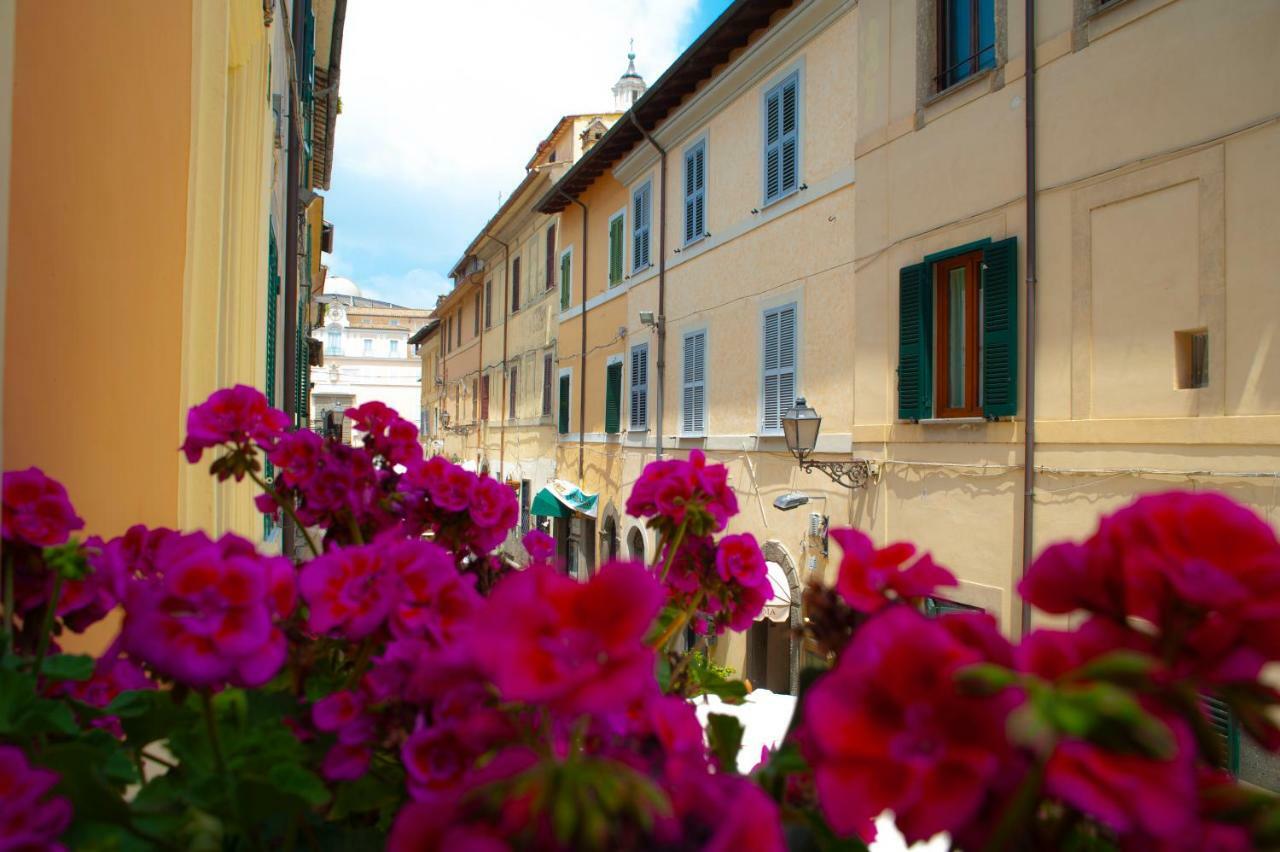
<box><xmin>323</xmin><ymin>0</ymin><xmax>733</xmax><ymax>309</ymax></box>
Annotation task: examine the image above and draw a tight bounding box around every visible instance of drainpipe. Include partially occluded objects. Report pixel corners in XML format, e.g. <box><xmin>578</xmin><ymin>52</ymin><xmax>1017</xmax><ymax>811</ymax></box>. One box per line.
<box><xmin>482</xmin><ymin>233</ymin><xmax>511</xmax><ymax>478</ymax></box>
<box><xmin>473</xmin><ymin>271</ymin><xmax>484</xmax><ymax>467</ymax></box>
<box><xmin>557</xmin><ymin>190</ymin><xmax>588</xmax><ymax>483</ymax></box>
<box><xmin>282</xmin><ymin>0</ymin><xmax>309</xmax><ymax>558</ymax></box>
<box><xmin>628</xmin><ymin>113</ymin><xmax>668</xmax><ymax>460</ymax></box>
<box><xmin>1020</xmin><ymin>0</ymin><xmax>1039</xmax><ymax>640</ymax></box>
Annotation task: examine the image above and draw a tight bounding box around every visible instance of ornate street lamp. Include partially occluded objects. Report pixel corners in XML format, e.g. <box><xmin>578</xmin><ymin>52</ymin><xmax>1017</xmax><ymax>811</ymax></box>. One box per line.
<box><xmin>781</xmin><ymin>397</ymin><xmax>875</xmax><ymax>489</ymax></box>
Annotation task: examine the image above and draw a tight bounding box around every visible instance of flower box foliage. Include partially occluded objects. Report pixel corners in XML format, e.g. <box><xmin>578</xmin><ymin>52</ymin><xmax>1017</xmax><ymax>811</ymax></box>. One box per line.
<box><xmin>3</xmin><ymin>385</ymin><xmax>1280</xmax><ymax>850</ymax></box>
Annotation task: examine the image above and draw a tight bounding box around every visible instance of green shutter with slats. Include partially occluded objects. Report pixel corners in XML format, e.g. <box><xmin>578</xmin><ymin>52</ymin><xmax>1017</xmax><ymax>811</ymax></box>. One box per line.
<box><xmin>1202</xmin><ymin>695</ymin><xmax>1241</xmax><ymax>776</ymax></box>
<box><xmin>560</xmin><ymin>252</ymin><xmax>571</xmax><ymax>310</ymax></box>
<box><xmin>609</xmin><ymin>217</ymin><xmax>623</xmax><ymax>286</ymax></box>
<box><xmin>897</xmin><ymin>262</ymin><xmax>931</xmax><ymax>421</ymax></box>
<box><xmin>264</xmin><ymin>224</ymin><xmax>280</xmax><ymax>539</ymax></box>
<box><xmin>982</xmin><ymin>237</ymin><xmax>1018</xmax><ymax>419</ymax></box>
<box><xmin>604</xmin><ymin>362</ymin><xmax>622</xmax><ymax>434</ymax></box>
<box><xmin>558</xmin><ymin>374</ymin><xmax>570</xmax><ymax>434</ymax></box>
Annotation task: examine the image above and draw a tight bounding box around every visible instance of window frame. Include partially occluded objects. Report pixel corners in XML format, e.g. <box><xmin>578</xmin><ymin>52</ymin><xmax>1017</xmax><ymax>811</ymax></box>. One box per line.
<box><xmin>605</xmin><ymin>354</ymin><xmax>624</xmax><ymax>435</ymax></box>
<box><xmin>541</xmin><ymin>353</ymin><xmax>554</xmax><ymax>417</ymax></box>
<box><xmin>629</xmin><ymin>343</ymin><xmax>649</xmax><ymax>432</ymax></box>
<box><xmin>559</xmin><ymin>246</ymin><xmax>573</xmax><ymax>312</ymax></box>
<box><xmin>508</xmin><ymin>365</ymin><xmax>518</xmax><ymax>422</ymax></box>
<box><xmin>933</xmin><ymin>249</ymin><xmax>984</xmax><ymax>419</ymax></box>
<box><xmin>325</xmin><ymin>325</ymin><xmax>342</xmax><ymax>357</ymax></box>
<box><xmin>363</xmin><ymin>337</ymin><xmax>374</xmax><ymax>356</ymax></box>
<box><xmin>608</xmin><ymin>208</ymin><xmax>626</xmax><ymax>287</ymax></box>
<box><xmin>480</xmin><ymin>373</ymin><xmax>490</xmax><ymax>421</ymax></box>
<box><xmin>631</xmin><ymin>179</ymin><xmax>653</xmax><ymax>274</ymax></box>
<box><xmin>484</xmin><ymin>279</ymin><xmax>493</xmax><ymax>328</ymax></box>
<box><xmin>761</xmin><ymin>68</ymin><xmax>802</xmax><ymax>208</ymax></box>
<box><xmin>557</xmin><ymin>368</ymin><xmax>573</xmax><ymax>435</ymax></box>
<box><xmin>389</xmin><ymin>339</ymin><xmax>400</xmax><ymax>357</ymax></box>
<box><xmin>511</xmin><ymin>255</ymin><xmax>522</xmax><ymax>313</ymax></box>
<box><xmin>936</xmin><ymin>0</ymin><xmax>997</xmax><ymax>92</ymax></box>
<box><xmin>473</xmin><ymin>291</ymin><xmax>481</xmax><ymax>335</ymax></box>
<box><xmin>681</xmin><ymin>328</ymin><xmax>708</xmax><ymax>436</ymax></box>
<box><xmin>683</xmin><ymin>137</ymin><xmax>708</xmax><ymax>247</ymax></box>
<box><xmin>544</xmin><ymin>224</ymin><xmax>557</xmax><ymax>292</ymax></box>
<box><xmin>759</xmin><ymin>302</ymin><xmax>800</xmax><ymax>435</ymax></box>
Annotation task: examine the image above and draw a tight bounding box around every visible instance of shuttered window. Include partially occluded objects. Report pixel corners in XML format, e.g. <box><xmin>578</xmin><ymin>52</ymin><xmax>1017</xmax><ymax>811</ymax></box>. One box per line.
<box><xmin>484</xmin><ymin>279</ymin><xmax>493</xmax><ymax>328</ymax></box>
<box><xmin>682</xmin><ymin>331</ymin><xmax>707</xmax><ymax>435</ymax></box>
<box><xmin>632</xmin><ymin>181</ymin><xmax>651</xmax><ymax>272</ymax></box>
<box><xmin>761</xmin><ymin>304</ymin><xmax>797</xmax><ymax>433</ymax></box>
<box><xmin>545</xmin><ymin>225</ymin><xmax>557</xmax><ymax>292</ymax></box>
<box><xmin>541</xmin><ymin>354</ymin><xmax>553</xmax><ymax>416</ymax></box>
<box><xmin>896</xmin><ymin>237</ymin><xmax>1018</xmax><ymax>421</ymax></box>
<box><xmin>629</xmin><ymin>344</ymin><xmax>648</xmax><ymax>430</ymax></box>
<box><xmin>558</xmin><ymin>373</ymin><xmax>571</xmax><ymax>434</ymax></box>
<box><xmin>605</xmin><ymin>361</ymin><xmax>622</xmax><ymax>434</ymax></box>
<box><xmin>560</xmin><ymin>250</ymin><xmax>571</xmax><ymax>311</ymax></box>
<box><xmin>684</xmin><ymin>141</ymin><xmax>706</xmax><ymax>246</ymax></box>
<box><xmin>509</xmin><ymin>366</ymin><xmax>518</xmax><ymax>421</ymax></box>
<box><xmin>511</xmin><ymin>256</ymin><xmax>521</xmax><ymax>312</ymax></box>
<box><xmin>480</xmin><ymin>374</ymin><xmax>489</xmax><ymax>421</ymax></box>
<box><xmin>608</xmin><ymin>214</ymin><xmax>624</xmax><ymax>287</ymax></box>
<box><xmin>1202</xmin><ymin>695</ymin><xmax>1241</xmax><ymax>776</ymax></box>
<box><xmin>473</xmin><ymin>292</ymin><xmax>481</xmax><ymax>335</ymax></box>
<box><xmin>763</xmin><ymin>72</ymin><xmax>800</xmax><ymax>206</ymax></box>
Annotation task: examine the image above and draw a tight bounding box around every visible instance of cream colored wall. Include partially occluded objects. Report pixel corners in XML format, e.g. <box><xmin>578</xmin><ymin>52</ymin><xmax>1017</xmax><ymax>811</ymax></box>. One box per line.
<box><xmin>850</xmin><ymin>0</ymin><xmax>1280</xmax><ymax>630</ymax></box>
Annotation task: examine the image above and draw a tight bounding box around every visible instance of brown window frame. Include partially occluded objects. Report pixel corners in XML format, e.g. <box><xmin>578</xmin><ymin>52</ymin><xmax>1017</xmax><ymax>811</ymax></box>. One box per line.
<box><xmin>936</xmin><ymin>0</ymin><xmax>995</xmax><ymax>93</ymax></box>
<box><xmin>933</xmin><ymin>249</ymin><xmax>983</xmax><ymax>418</ymax></box>
<box><xmin>508</xmin><ymin>366</ymin><xmax>518</xmax><ymax>421</ymax></box>
<box><xmin>545</xmin><ymin>225</ymin><xmax>557</xmax><ymax>292</ymax></box>
<box><xmin>480</xmin><ymin>374</ymin><xmax>490</xmax><ymax>420</ymax></box>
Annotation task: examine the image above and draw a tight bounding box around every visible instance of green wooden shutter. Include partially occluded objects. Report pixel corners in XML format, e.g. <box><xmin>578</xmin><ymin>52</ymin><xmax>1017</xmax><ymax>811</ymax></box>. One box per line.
<box><xmin>558</xmin><ymin>374</ymin><xmax>570</xmax><ymax>434</ymax></box>
<box><xmin>981</xmin><ymin>237</ymin><xmax>1018</xmax><ymax>419</ymax></box>
<box><xmin>604</xmin><ymin>362</ymin><xmax>622</xmax><ymax>434</ymax></box>
<box><xmin>560</xmin><ymin>252</ymin><xmax>571</xmax><ymax>310</ymax></box>
<box><xmin>1202</xmin><ymin>695</ymin><xmax>1241</xmax><ymax>776</ymax></box>
<box><xmin>897</xmin><ymin>262</ymin><xmax>931</xmax><ymax>421</ymax></box>
<box><xmin>609</xmin><ymin>217</ymin><xmax>623</xmax><ymax>286</ymax></box>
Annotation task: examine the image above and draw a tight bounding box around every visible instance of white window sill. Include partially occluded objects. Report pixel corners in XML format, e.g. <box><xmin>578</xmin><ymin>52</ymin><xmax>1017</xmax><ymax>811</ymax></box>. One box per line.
<box><xmin>760</xmin><ymin>187</ymin><xmax>800</xmax><ymax>212</ymax></box>
<box><xmin>917</xmin><ymin>417</ymin><xmax>988</xmax><ymax>426</ymax></box>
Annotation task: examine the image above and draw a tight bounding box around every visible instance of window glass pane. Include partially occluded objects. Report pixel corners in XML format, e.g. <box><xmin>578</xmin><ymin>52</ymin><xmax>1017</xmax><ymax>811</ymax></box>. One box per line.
<box><xmin>978</xmin><ymin>0</ymin><xmax>996</xmax><ymax>69</ymax></box>
<box><xmin>949</xmin><ymin>0</ymin><xmax>973</xmax><ymax>80</ymax></box>
<box><xmin>948</xmin><ymin>267</ymin><xmax>966</xmax><ymax>409</ymax></box>
<box><xmin>390</xmin><ymin>340</ymin><xmax>399</xmax><ymax>356</ymax></box>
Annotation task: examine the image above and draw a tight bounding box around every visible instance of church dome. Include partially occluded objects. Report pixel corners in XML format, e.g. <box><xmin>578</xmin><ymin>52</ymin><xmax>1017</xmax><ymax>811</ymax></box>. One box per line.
<box><xmin>612</xmin><ymin>44</ymin><xmax>648</xmax><ymax>111</ymax></box>
<box><xmin>326</xmin><ymin>276</ymin><xmax>362</xmax><ymax>298</ymax></box>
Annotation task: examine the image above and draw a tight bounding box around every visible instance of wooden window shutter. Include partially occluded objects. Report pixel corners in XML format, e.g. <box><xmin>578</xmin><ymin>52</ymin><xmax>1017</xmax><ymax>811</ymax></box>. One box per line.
<box><xmin>545</xmin><ymin>225</ymin><xmax>556</xmax><ymax>291</ymax></box>
<box><xmin>779</xmin><ymin>77</ymin><xmax>799</xmax><ymax>195</ymax></box>
<box><xmin>981</xmin><ymin>237</ymin><xmax>1018</xmax><ymax>418</ymax></box>
<box><xmin>542</xmin><ymin>354</ymin><xmax>553</xmax><ymax>416</ymax></box>
<box><xmin>629</xmin><ymin>344</ymin><xmax>648</xmax><ymax>430</ymax></box>
<box><xmin>633</xmin><ymin>183</ymin><xmax>651</xmax><ymax>271</ymax></box>
<box><xmin>511</xmin><ymin>257</ymin><xmax>521</xmax><ymax>312</ymax></box>
<box><xmin>764</xmin><ymin>88</ymin><xmax>781</xmax><ymax>203</ymax></box>
<box><xmin>560</xmin><ymin>252</ymin><xmax>571</xmax><ymax>310</ymax></box>
<box><xmin>897</xmin><ymin>262</ymin><xmax>932</xmax><ymax>421</ymax></box>
<box><xmin>605</xmin><ymin>362</ymin><xmax>622</xmax><ymax>434</ymax></box>
<box><xmin>761</xmin><ymin>306</ymin><xmax>796</xmax><ymax>432</ymax></box>
<box><xmin>481</xmin><ymin>374</ymin><xmax>489</xmax><ymax>420</ymax></box>
<box><xmin>558</xmin><ymin>374</ymin><xmax>570</xmax><ymax>434</ymax></box>
<box><xmin>1202</xmin><ymin>694</ymin><xmax>1241</xmax><ymax>776</ymax></box>
<box><xmin>683</xmin><ymin>331</ymin><xmax>706</xmax><ymax>434</ymax></box>
<box><xmin>473</xmin><ymin>292</ymin><xmax>481</xmax><ymax>335</ymax></box>
<box><xmin>484</xmin><ymin>280</ymin><xmax>492</xmax><ymax>328</ymax></box>
<box><xmin>684</xmin><ymin>143</ymin><xmax>706</xmax><ymax>245</ymax></box>
<box><xmin>608</xmin><ymin>217</ymin><xmax>623</xmax><ymax>285</ymax></box>
<box><xmin>509</xmin><ymin>366</ymin><xmax>518</xmax><ymax>420</ymax></box>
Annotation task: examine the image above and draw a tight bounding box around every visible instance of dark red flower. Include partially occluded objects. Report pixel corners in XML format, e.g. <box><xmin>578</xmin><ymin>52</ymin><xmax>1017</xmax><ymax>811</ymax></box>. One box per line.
<box><xmin>2</xmin><ymin>467</ymin><xmax>83</xmax><ymax>548</ymax></box>
<box><xmin>829</xmin><ymin>527</ymin><xmax>956</xmax><ymax>613</ymax></box>
<box><xmin>180</xmin><ymin>384</ymin><xmax>289</xmax><ymax>463</ymax></box>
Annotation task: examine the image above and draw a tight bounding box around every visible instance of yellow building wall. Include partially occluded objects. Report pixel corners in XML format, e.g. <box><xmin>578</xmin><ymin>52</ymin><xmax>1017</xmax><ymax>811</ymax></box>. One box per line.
<box><xmin>4</xmin><ymin>0</ymin><xmax>193</xmax><ymax>536</ymax></box>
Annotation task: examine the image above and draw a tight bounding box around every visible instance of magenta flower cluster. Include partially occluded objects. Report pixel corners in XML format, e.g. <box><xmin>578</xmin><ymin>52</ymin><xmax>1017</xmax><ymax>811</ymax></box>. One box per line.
<box><xmin>0</xmin><ymin>746</ymin><xmax>71</xmax><ymax>851</ymax></box>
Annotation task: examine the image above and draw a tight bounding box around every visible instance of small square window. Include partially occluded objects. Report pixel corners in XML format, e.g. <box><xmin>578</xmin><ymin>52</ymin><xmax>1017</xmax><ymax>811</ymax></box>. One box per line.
<box><xmin>1175</xmin><ymin>329</ymin><xmax>1209</xmax><ymax>390</ymax></box>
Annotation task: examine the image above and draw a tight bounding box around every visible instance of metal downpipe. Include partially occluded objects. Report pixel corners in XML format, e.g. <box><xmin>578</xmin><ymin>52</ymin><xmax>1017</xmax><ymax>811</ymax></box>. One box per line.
<box><xmin>1020</xmin><ymin>0</ymin><xmax>1039</xmax><ymax>640</ymax></box>
<box><xmin>629</xmin><ymin>112</ymin><xmax>668</xmax><ymax>460</ymax></box>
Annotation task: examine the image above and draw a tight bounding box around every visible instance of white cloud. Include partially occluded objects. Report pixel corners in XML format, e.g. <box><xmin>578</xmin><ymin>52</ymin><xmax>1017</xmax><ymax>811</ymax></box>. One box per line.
<box><xmin>336</xmin><ymin>0</ymin><xmax>699</xmax><ymax>195</ymax></box>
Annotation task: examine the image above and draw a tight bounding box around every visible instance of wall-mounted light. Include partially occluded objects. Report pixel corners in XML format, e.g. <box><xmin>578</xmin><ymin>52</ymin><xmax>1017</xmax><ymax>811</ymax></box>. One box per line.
<box><xmin>781</xmin><ymin>397</ymin><xmax>875</xmax><ymax>490</ymax></box>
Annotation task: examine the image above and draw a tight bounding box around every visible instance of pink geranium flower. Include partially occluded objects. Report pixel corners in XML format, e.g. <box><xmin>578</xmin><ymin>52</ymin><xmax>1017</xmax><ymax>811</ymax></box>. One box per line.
<box><xmin>521</xmin><ymin>529</ymin><xmax>555</xmax><ymax>563</ymax></box>
<box><xmin>803</xmin><ymin>606</ymin><xmax>1016</xmax><ymax>843</ymax></box>
<box><xmin>627</xmin><ymin>450</ymin><xmax>738</xmax><ymax>535</ymax></box>
<box><xmin>0</xmin><ymin>745</ymin><xmax>72</xmax><ymax>851</ymax></box>
<box><xmin>2</xmin><ymin>467</ymin><xmax>83</xmax><ymax>548</ymax></box>
<box><xmin>180</xmin><ymin>384</ymin><xmax>290</xmax><ymax>464</ymax></box>
<box><xmin>474</xmin><ymin>561</ymin><xmax>663</xmax><ymax>715</ymax></box>
<box><xmin>119</xmin><ymin>530</ymin><xmax>295</xmax><ymax>688</ymax></box>
<box><xmin>829</xmin><ymin>527</ymin><xmax>956</xmax><ymax>613</ymax></box>
<box><xmin>347</xmin><ymin>401</ymin><xmax>423</xmax><ymax>467</ymax></box>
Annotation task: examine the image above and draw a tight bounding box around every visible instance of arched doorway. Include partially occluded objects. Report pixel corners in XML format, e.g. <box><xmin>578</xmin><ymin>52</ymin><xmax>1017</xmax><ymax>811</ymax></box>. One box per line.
<box><xmin>601</xmin><ymin>516</ymin><xmax>619</xmax><ymax>562</ymax></box>
<box><xmin>744</xmin><ymin>542</ymin><xmax>802</xmax><ymax>695</ymax></box>
<box><xmin>627</xmin><ymin>527</ymin><xmax>646</xmax><ymax>563</ymax></box>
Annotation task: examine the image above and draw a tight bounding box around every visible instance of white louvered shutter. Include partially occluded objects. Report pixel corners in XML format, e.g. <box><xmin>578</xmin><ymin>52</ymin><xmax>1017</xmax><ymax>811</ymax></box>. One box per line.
<box><xmin>633</xmin><ymin>183</ymin><xmax>651</xmax><ymax>271</ymax></box>
<box><xmin>762</xmin><ymin>305</ymin><xmax>797</xmax><ymax>432</ymax></box>
<box><xmin>684</xmin><ymin>143</ymin><xmax>706</xmax><ymax>245</ymax></box>
<box><xmin>779</xmin><ymin>77</ymin><xmax>799</xmax><ymax>196</ymax></box>
<box><xmin>683</xmin><ymin>331</ymin><xmax>706</xmax><ymax>434</ymax></box>
<box><xmin>630</xmin><ymin>344</ymin><xmax>648</xmax><ymax>430</ymax></box>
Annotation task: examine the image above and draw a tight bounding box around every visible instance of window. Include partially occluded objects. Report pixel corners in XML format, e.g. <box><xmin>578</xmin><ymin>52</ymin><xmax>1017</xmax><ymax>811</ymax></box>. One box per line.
<box><xmin>545</xmin><ymin>225</ymin><xmax>557</xmax><ymax>292</ymax></box>
<box><xmin>471</xmin><ymin>379</ymin><xmax>478</xmax><ymax>421</ymax></box>
<box><xmin>484</xmin><ymin>279</ymin><xmax>493</xmax><ymax>328</ymax></box>
<box><xmin>632</xmin><ymin>181</ymin><xmax>652</xmax><ymax>272</ymax></box>
<box><xmin>389</xmin><ymin>318</ymin><xmax>400</xmax><ymax>326</ymax></box>
<box><xmin>440</xmin><ymin>320</ymin><xmax>447</xmax><ymax>355</ymax></box>
<box><xmin>682</xmin><ymin>331</ymin><xmax>706</xmax><ymax>435</ymax></box>
<box><xmin>457</xmin><ymin>312</ymin><xmax>463</xmax><ymax>347</ymax></box>
<box><xmin>509</xmin><ymin>366</ymin><xmax>518</xmax><ymax>420</ymax></box>
<box><xmin>481</xmin><ymin>374</ymin><xmax>490</xmax><ymax>420</ymax></box>
<box><xmin>763</xmin><ymin>72</ymin><xmax>800</xmax><ymax>205</ymax></box>
<box><xmin>608</xmin><ymin>213</ymin><xmax>624</xmax><ymax>287</ymax></box>
<box><xmin>511</xmin><ymin>257</ymin><xmax>522</xmax><ymax>312</ymax></box>
<box><xmin>629</xmin><ymin>344</ymin><xmax>648</xmax><ymax>431</ymax></box>
<box><xmin>1176</xmin><ymin>329</ymin><xmax>1209</xmax><ymax>390</ymax></box>
<box><xmin>605</xmin><ymin>360</ymin><xmax>623</xmax><ymax>434</ymax></box>
<box><xmin>761</xmin><ymin>304</ymin><xmax>797</xmax><ymax>432</ymax></box>
<box><xmin>897</xmin><ymin>237</ymin><xmax>1017</xmax><ymax>421</ymax></box>
<box><xmin>684</xmin><ymin>140</ymin><xmax>707</xmax><ymax>245</ymax></box>
<box><xmin>520</xmin><ymin>479</ymin><xmax>532</xmax><ymax>534</ymax></box>
<box><xmin>542</xmin><ymin>354</ymin><xmax>553</xmax><ymax>416</ymax></box>
<box><xmin>937</xmin><ymin>0</ymin><xmax>996</xmax><ymax>91</ymax></box>
<box><xmin>389</xmin><ymin>340</ymin><xmax>399</xmax><ymax>357</ymax></box>
<box><xmin>558</xmin><ymin>372</ymin><xmax>571</xmax><ymax>434</ymax></box>
<box><xmin>326</xmin><ymin>326</ymin><xmax>341</xmax><ymax>356</ymax></box>
<box><xmin>559</xmin><ymin>248</ymin><xmax>572</xmax><ymax>311</ymax></box>
<box><xmin>363</xmin><ymin>338</ymin><xmax>373</xmax><ymax>356</ymax></box>
<box><xmin>473</xmin><ymin>292</ymin><xmax>481</xmax><ymax>335</ymax></box>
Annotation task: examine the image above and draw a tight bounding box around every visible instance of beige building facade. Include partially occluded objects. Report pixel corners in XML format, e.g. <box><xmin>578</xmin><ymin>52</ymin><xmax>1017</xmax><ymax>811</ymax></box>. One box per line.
<box><xmin>529</xmin><ymin>0</ymin><xmax>1280</xmax><ymax>708</ymax></box>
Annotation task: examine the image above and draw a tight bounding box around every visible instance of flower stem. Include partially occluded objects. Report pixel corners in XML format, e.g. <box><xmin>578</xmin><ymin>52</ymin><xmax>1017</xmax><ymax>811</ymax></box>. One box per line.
<box><xmin>32</xmin><ymin>573</ymin><xmax>64</xmax><ymax>679</ymax></box>
<box><xmin>201</xmin><ymin>691</ymin><xmax>257</xmax><ymax>849</ymax></box>
<box><xmin>983</xmin><ymin>760</ymin><xmax>1046</xmax><ymax>852</ymax></box>
<box><xmin>2</xmin><ymin>553</ymin><xmax>14</xmax><ymax>651</ymax></box>
<box><xmin>658</xmin><ymin>520</ymin><xmax>688</xmax><ymax>583</ymax></box>
<box><xmin>651</xmin><ymin>590</ymin><xmax>705</xmax><ymax>651</ymax></box>
<box><xmin>247</xmin><ymin>468</ymin><xmax>320</xmax><ymax>558</ymax></box>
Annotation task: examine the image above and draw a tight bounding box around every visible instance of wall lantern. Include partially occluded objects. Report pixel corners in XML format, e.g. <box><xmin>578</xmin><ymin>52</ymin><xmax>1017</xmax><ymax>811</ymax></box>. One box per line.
<box><xmin>781</xmin><ymin>397</ymin><xmax>875</xmax><ymax>490</ymax></box>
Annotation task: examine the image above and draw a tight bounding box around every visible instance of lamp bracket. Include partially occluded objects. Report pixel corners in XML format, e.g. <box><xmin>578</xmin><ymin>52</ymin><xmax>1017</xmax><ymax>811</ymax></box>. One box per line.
<box><xmin>797</xmin><ymin>456</ymin><xmax>877</xmax><ymax>490</ymax></box>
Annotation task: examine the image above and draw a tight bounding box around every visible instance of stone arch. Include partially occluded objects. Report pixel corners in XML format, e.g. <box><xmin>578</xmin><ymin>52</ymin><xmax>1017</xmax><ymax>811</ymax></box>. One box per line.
<box><xmin>761</xmin><ymin>539</ymin><xmax>803</xmax><ymax>696</ymax></box>
<box><xmin>626</xmin><ymin>525</ymin><xmax>648</xmax><ymax>564</ymax></box>
<box><xmin>598</xmin><ymin>502</ymin><xmax>622</xmax><ymax>563</ymax></box>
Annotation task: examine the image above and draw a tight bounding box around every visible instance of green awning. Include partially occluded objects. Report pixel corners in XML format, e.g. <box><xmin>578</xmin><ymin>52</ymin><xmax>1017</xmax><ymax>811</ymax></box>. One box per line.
<box><xmin>530</xmin><ymin>480</ymin><xmax>599</xmax><ymax>518</ymax></box>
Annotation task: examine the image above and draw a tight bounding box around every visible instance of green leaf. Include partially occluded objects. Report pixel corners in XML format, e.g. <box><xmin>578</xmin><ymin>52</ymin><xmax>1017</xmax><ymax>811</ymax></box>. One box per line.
<box><xmin>40</xmin><ymin>653</ymin><xmax>95</xmax><ymax>682</ymax></box>
<box><xmin>0</xmin><ymin>669</ymin><xmax>79</xmax><ymax>735</ymax></box>
<box><xmin>1068</xmin><ymin>650</ymin><xmax>1161</xmax><ymax>687</ymax></box>
<box><xmin>266</xmin><ymin>762</ymin><xmax>330</xmax><ymax>807</ymax></box>
<box><xmin>329</xmin><ymin>772</ymin><xmax>404</xmax><ymax>821</ymax></box>
<box><xmin>35</xmin><ymin>742</ymin><xmax>134</xmax><ymax>826</ymax></box>
<box><xmin>956</xmin><ymin>662</ymin><xmax>1020</xmax><ymax>696</ymax></box>
<box><xmin>706</xmin><ymin>712</ymin><xmax>745</xmax><ymax>774</ymax></box>
<box><xmin>43</xmin><ymin>539</ymin><xmax>92</xmax><ymax>581</ymax></box>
